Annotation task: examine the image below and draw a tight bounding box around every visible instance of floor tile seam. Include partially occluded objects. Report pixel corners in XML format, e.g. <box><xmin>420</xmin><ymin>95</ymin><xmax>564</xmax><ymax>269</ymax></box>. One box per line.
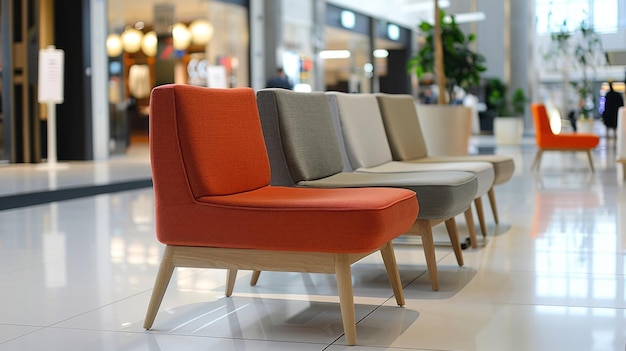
<box><xmin>42</xmin><ymin>286</ymin><xmax>164</xmax><ymax>330</ymax></box>
<box><xmin>23</xmin><ymin>325</ymin><xmax>333</xmax><ymax>346</ymax></box>
<box><xmin>462</xmin><ymin>267</ymin><xmax>626</xmax><ymax>276</ymax></box>
<box><xmin>472</xmin><ymin>300</ymin><xmax>626</xmax><ymax>310</ymax></box>
<box><xmin>0</xmin><ymin>263</ymin><xmax>47</xmax><ymax>277</ymax></box>
<box><xmin>0</xmin><ymin>326</ymin><xmax>45</xmax><ymax>345</ymax></box>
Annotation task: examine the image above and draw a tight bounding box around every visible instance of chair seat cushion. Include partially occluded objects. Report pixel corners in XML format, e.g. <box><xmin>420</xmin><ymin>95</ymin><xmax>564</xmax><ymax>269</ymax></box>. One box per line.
<box><xmin>354</xmin><ymin>161</ymin><xmax>494</xmax><ymax>198</ymax></box>
<box><xmin>409</xmin><ymin>155</ymin><xmax>515</xmax><ymax>186</ymax></box>
<box><xmin>541</xmin><ymin>134</ymin><xmax>600</xmax><ymax>149</ymax></box>
<box><xmin>157</xmin><ymin>186</ymin><xmax>418</xmax><ymax>254</ymax></box>
<box><xmin>298</xmin><ymin>171</ymin><xmax>477</xmax><ymax>220</ymax></box>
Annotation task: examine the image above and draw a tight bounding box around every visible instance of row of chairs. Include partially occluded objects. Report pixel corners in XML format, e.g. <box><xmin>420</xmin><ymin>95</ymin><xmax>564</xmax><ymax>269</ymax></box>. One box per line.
<box><xmin>143</xmin><ymin>85</ymin><xmax>515</xmax><ymax>345</ymax></box>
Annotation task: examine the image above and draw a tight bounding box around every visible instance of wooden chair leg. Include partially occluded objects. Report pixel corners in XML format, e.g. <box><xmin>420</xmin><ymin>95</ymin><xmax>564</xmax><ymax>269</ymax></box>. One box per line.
<box><xmin>474</xmin><ymin>197</ymin><xmax>488</xmax><ymax>238</ymax></box>
<box><xmin>531</xmin><ymin>149</ymin><xmax>543</xmax><ymax>170</ymax></box>
<box><xmin>463</xmin><ymin>207</ymin><xmax>479</xmax><ymax>249</ymax></box>
<box><xmin>144</xmin><ymin>245</ymin><xmax>176</xmax><ymax>330</ymax></box>
<box><xmin>586</xmin><ymin>149</ymin><xmax>595</xmax><ymax>172</ymax></box>
<box><xmin>250</xmin><ymin>270</ymin><xmax>261</xmax><ymax>286</ymax></box>
<box><xmin>487</xmin><ymin>188</ymin><xmax>499</xmax><ymax>224</ymax></box>
<box><xmin>416</xmin><ymin>220</ymin><xmax>439</xmax><ymax>291</ymax></box>
<box><xmin>226</xmin><ymin>269</ymin><xmax>238</xmax><ymax>297</ymax></box>
<box><xmin>444</xmin><ymin>217</ymin><xmax>464</xmax><ymax>266</ymax></box>
<box><xmin>379</xmin><ymin>242</ymin><xmax>405</xmax><ymax>306</ymax></box>
<box><xmin>335</xmin><ymin>254</ymin><xmax>357</xmax><ymax>346</ymax></box>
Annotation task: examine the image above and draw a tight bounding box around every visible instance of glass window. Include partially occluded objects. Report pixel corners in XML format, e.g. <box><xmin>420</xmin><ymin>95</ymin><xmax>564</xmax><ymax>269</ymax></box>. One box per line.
<box><xmin>536</xmin><ymin>0</ymin><xmax>617</xmax><ymax>34</ymax></box>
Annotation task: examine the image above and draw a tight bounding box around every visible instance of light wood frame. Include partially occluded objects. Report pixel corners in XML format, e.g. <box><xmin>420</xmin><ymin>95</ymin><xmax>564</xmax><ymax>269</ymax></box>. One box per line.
<box><xmin>251</xmin><ymin>207</ymin><xmax>477</xmax><ymax>292</ymax></box>
<box><xmin>144</xmin><ymin>242</ymin><xmax>404</xmax><ymax>346</ymax></box>
<box><xmin>532</xmin><ymin>148</ymin><xmax>595</xmax><ymax>172</ymax></box>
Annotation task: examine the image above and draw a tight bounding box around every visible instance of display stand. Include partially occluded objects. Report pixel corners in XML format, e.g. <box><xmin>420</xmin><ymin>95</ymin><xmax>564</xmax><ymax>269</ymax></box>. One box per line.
<box><xmin>37</xmin><ymin>45</ymin><xmax>68</xmax><ymax>170</ymax></box>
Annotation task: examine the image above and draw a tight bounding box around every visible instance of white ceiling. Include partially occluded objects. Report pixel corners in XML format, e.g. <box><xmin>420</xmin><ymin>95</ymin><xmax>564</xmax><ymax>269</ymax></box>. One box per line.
<box><xmin>326</xmin><ymin>0</ymin><xmax>440</xmax><ymax>28</ymax></box>
<box><xmin>108</xmin><ymin>0</ymin><xmax>438</xmax><ymax>31</ymax></box>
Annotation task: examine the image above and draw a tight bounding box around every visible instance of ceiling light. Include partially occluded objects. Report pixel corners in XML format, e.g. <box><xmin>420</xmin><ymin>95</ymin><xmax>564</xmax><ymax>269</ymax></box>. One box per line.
<box><xmin>319</xmin><ymin>50</ymin><xmax>351</xmax><ymax>59</ymax></box>
<box><xmin>121</xmin><ymin>28</ymin><xmax>143</xmax><ymax>54</ymax></box>
<box><xmin>141</xmin><ymin>31</ymin><xmax>158</xmax><ymax>57</ymax></box>
<box><xmin>172</xmin><ymin>22</ymin><xmax>192</xmax><ymax>50</ymax></box>
<box><xmin>106</xmin><ymin>33</ymin><xmax>123</xmax><ymax>57</ymax></box>
<box><xmin>189</xmin><ymin>19</ymin><xmax>214</xmax><ymax>46</ymax></box>
<box><xmin>373</xmin><ymin>49</ymin><xmax>389</xmax><ymax>58</ymax></box>
<box><xmin>445</xmin><ymin>12</ymin><xmax>486</xmax><ymax>23</ymax></box>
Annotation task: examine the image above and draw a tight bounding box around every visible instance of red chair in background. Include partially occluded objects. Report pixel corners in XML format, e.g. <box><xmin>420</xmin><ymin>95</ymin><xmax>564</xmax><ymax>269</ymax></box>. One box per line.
<box><xmin>143</xmin><ymin>84</ymin><xmax>419</xmax><ymax>345</ymax></box>
<box><xmin>531</xmin><ymin>103</ymin><xmax>600</xmax><ymax>171</ymax></box>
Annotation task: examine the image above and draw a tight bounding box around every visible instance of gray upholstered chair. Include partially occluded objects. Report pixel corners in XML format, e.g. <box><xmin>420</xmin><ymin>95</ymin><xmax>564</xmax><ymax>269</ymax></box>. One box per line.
<box><xmin>376</xmin><ymin>93</ymin><xmax>515</xmax><ymax>230</ymax></box>
<box><xmin>256</xmin><ymin>88</ymin><xmax>479</xmax><ymax>291</ymax></box>
<box><xmin>327</xmin><ymin>92</ymin><xmax>495</xmax><ymax>247</ymax></box>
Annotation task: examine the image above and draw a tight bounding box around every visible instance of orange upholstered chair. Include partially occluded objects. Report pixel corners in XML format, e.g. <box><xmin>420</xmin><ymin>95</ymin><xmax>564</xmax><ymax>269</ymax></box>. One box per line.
<box><xmin>531</xmin><ymin>103</ymin><xmax>600</xmax><ymax>171</ymax></box>
<box><xmin>143</xmin><ymin>85</ymin><xmax>418</xmax><ymax>345</ymax></box>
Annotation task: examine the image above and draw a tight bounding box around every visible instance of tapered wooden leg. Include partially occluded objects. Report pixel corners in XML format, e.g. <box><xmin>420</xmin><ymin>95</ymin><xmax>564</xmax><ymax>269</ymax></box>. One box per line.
<box><xmin>474</xmin><ymin>197</ymin><xmax>488</xmax><ymax>238</ymax></box>
<box><xmin>226</xmin><ymin>269</ymin><xmax>238</xmax><ymax>297</ymax></box>
<box><xmin>250</xmin><ymin>270</ymin><xmax>261</xmax><ymax>286</ymax></box>
<box><xmin>487</xmin><ymin>188</ymin><xmax>499</xmax><ymax>224</ymax></box>
<box><xmin>531</xmin><ymin>149</ymin><xmax>543</xmax><ymax>170</ymax></box>
<box><xmin>335</xmin><ymin>254</ymin><xmax>357</xmax><ymax>346</ymax></box>
<box><xmin>416</xmin><ymin>220</ymin><xmax>439</xmax><ymax>291</ymax></box>
<box><xmin>586</xmin><ymin>150</ymin><xmax>595</xmax><ymax>172</ymax></box>
<box><xmin>444</xmin><ymin>217</ymin><xmax>464</xmax><ymax>266</ymax></box>
<box><xmin>463</xmin><ymin>207</ymin><xmax>479</xmax><ymax>249</ymax></box>
<box><xmin>144</xmin><ymin>245</ymin><xmax>176</xmax><ymax>330</ymax></box>
<box><xmin>379</xmin><ymin>242</ymin><xmax>405</xmax><ymax>306</ymax></box>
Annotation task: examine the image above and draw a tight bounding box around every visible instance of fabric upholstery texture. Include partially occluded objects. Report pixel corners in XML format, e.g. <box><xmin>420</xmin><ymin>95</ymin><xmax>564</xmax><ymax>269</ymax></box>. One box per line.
<box><xmin>256</xmin><ymin>88</ymin><xmax>478</xmax><ymax>220</ymax></box>
<box><xmin>376</xmin><ymin>93</ymin><xmax>515</xmax><ymax>186</ymax></box>
<box><xmin>326</xmin><ymin>92</ymin><xmax>394</xmax><ymax>169</ymax></box>
<box><xmin>375</xmin><ymin>93</ymin><xmax>429</xmax><ymax>160</ymax></box>
<box><xmin>532</xmin><ymin>103</ymin><xmax>600</xmax><ymax>149</ymax></box>
<box><xmin>326</xmin><ymin>92</ymin><xmax>493</xmax><ymax>198</ymax></box>
<box><xmin>257</xmin><ymin>89</ymin><xmax>344</xmax><ymax>183</ymax></box>
<box><xmin>149</xmin><ymin>84</ymin><xmax>418</xmax><ymax>252</ymax></box>
<box><xmin>299</xmin><ymin>171</ymin><xmax>477</xmax><ymax>220</ymax></box>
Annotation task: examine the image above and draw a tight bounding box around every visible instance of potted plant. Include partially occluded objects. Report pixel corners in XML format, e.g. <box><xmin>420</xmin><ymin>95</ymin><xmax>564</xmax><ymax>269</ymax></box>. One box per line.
<box><xmin>488</xmin><ymin>80</ymin><xmax>528</xmax><ymax>145</ymax></box>
<box><xmin>544</xmin><ymin>19</ymin><xmax>604</xmax><ymax>134</ymax></box>
<box><xmin>570</xmin><ymin>21</ymin><xmax>604</xmax><ymax>133</ymax></box>
<box><xmin>407</xmin><ymin>6</ymin><xmax>487</xmax><ymax>156</ymax></box>
<box><xmin>408</xmin><ymin>10</ymin><xmax>486</xmax><ymax>103</ymax></box>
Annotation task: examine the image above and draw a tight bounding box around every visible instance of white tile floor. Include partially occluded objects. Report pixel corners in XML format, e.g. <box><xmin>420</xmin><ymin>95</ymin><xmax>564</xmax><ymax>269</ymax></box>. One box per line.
<box><xmin>1</xmin><ymin>135</ymin><xmax>626</xmax><ymax>350</ymax></box>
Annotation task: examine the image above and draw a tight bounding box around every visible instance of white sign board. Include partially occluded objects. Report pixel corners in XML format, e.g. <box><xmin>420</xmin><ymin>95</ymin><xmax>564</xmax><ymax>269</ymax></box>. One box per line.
<box><xmin>38</xmin><ymin>48</ymin><xmax>65</xmax><ymax>104</ymax></box>
<box><xmin>207</xmin><ymin>65</ymin><xmax>228</xmax><ymax>88</ymax></box>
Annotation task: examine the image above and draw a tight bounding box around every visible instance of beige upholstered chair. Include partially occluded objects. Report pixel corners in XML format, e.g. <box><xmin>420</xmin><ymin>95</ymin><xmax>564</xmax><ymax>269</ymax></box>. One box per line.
<box><xmin>376</xmin><ymin>93</ymin><xmax>516</xmax><ymax>230</ymax></box>
<box><xmin>327</xmin><ymin>92</ymin><xmax>495</xmax><ymax>246</ymax></box>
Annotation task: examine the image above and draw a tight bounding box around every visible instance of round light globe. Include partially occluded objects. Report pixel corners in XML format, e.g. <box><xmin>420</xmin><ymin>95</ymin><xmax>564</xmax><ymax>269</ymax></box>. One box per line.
<box><xmin>121</xmin><ymin>28</ymin><xmax>143</xmax><ymax>54</ymax></box>
<box><xmin>189</xmin><ymin>19</ymin><xmax>214</xmax><ymax>46</ymax></box>
<box><xmin>141</xmin><ymin>31</ymin><xmax>158</xmax><ymax>57</ymax></box>
<box><xmin>106</xmin><ymin>33</ymin><xmax>123</xmax><ymax>57</ymax></box>
<box><xmin>172</xmin><ymin>23</ymin><xmax>192</xmax><ymax>51</ymax></box>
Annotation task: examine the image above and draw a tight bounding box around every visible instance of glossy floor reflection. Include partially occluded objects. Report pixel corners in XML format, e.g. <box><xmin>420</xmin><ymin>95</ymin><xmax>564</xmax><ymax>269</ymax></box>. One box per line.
<box><xmin>1</xmin><ymin>135</ymin><xmax>626</xmax><ymax>350</ymax></box>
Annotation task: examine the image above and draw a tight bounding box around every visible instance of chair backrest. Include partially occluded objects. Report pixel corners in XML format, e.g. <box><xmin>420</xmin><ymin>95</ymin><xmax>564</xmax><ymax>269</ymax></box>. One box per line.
<box><xmin>149</xmin><ymin>85</ymin><xmax>271</xmax><ymax>206</ymax></box>
<box><xmin>531</xmin><ymin>103</ymin><xmax>555</xmax><ymax>147</ymax></box>
<box><xmin>376</xmin><ymin>93</ymin><xmax>429</xmax><ymax>161</ymax></box>
<box><xmin>326</xmin><ymin>92</ymin><xmax>394</xmax><ymax>169</ymax></box>
<box><xmin>256</xmin><ymin>89</ymin><xmax>344</xmax><ymax>185</ymax></box>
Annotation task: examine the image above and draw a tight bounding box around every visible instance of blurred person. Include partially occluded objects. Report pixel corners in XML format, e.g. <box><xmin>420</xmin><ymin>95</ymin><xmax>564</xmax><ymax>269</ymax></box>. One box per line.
<box><xmin>266</xmin><ymin>68</ymin><xmax>293</xmax><ymax>90</ymax></box>
<box><xmin>602</xmin><ymin>81</ymin><xmax>623</xmax><ymax>138</ymax></box>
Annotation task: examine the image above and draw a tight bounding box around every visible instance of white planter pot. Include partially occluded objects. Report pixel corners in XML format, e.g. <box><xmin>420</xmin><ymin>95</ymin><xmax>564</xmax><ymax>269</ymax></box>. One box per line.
<box><xmin>415</xmin><ymin>104</ymin><xmax>472</xmax><ymax>156</ymax></box>
<box><xmin>494</xmin><ymin>117</ymin><xmax>524</xmax><ymax>145</ymax></box>
<box><xmin>577</xmin><ymin>119</ymin><xmax>595</xmax><ymax>134</ymax></box>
